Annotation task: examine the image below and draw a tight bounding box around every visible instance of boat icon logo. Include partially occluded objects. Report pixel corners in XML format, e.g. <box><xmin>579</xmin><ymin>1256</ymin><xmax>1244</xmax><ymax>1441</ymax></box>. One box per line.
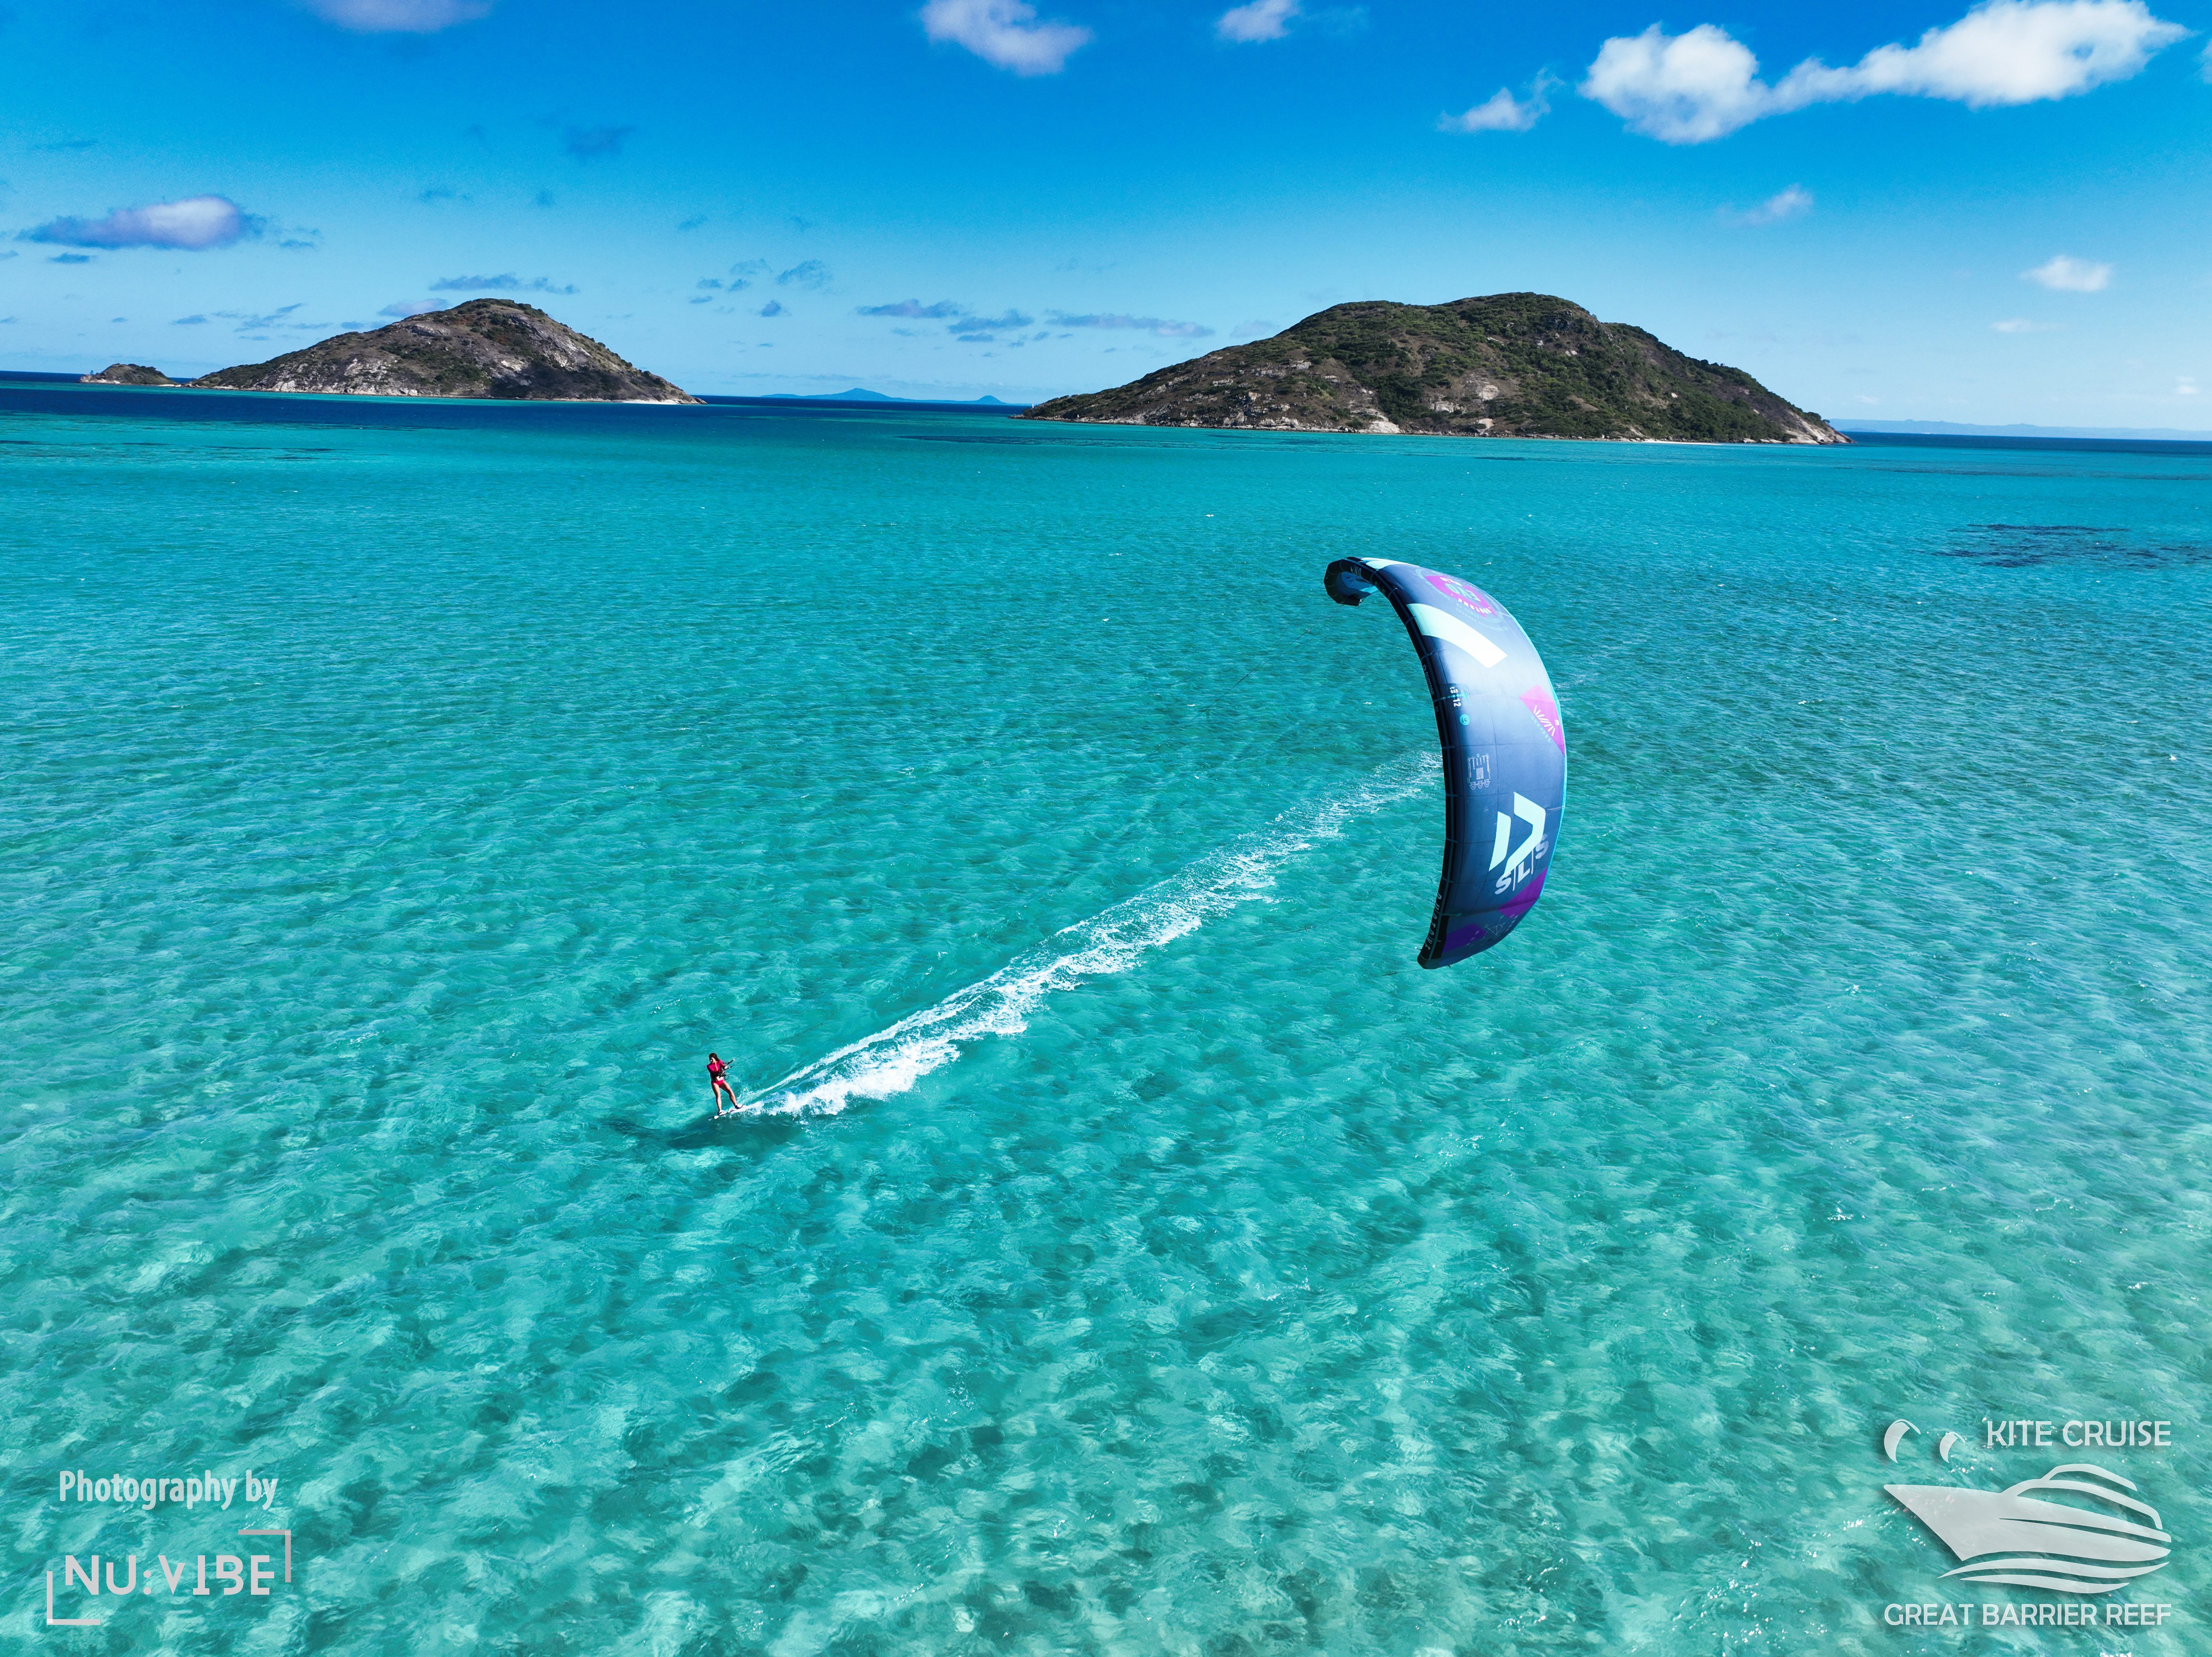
<box><xmin>1882</xmin><ymin>1426</ymin><xmax>2173</xmax><ymax>1596</ymax></box>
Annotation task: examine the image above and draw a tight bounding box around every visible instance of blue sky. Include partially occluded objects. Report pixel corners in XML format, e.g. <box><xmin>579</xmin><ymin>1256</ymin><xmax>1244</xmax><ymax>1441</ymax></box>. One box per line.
<box><xmin>3</xmin><ymin>0</ymin><xmax>2207</xmax><ymax>421</ymax></box>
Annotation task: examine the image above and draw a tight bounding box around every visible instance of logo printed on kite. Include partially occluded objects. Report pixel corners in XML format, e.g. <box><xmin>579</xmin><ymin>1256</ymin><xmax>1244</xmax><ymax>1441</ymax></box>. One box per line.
<box><xmin>1519</xmin><ymin>686</ymin><xmax>1565</xmax><ymax>753</ymax></box>
<box><xmin>1470</xmin><ymin>751</ymin><xmax>1493</xmax><ymax>789</ymax></box>
<box><xmin>1490</xmin><ymin>793</ymin><xmax>1547</xmax><ymax>891</ymax></box>
<box><xmin>1425</xmin><ymin>572</ymin><xmax>1499</xmax><ymax>616</ymax></box>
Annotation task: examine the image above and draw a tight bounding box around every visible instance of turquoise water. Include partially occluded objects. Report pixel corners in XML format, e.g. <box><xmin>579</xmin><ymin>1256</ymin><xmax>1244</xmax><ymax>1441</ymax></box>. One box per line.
<box><xmin>5</xmin><ymin>389</ymin><xmax>2209</xmax><ymax>1654</ymax></box>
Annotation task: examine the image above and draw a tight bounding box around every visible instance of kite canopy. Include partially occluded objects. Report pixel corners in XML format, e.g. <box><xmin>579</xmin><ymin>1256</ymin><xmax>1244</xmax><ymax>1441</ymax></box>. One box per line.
<box><xmin>1324</xmin><ymin>557</ymin><xmax>1566</xmax><ymax>968</ymax></box>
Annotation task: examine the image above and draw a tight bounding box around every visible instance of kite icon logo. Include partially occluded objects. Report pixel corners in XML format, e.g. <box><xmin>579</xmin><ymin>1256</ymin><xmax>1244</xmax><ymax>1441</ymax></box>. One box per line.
<box><xmin>1881</xmin><ymin>1420</ymin><xmax>2173</xmax><ymax>1595</ymax></box>
<box><xmin>1489</xmin><ymin>794</ymin><xmax>1545</xmax><ymax>891</ymax></box>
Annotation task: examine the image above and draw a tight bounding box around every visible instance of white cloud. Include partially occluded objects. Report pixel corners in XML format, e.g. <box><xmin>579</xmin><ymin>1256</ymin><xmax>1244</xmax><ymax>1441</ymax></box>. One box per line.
<box><xmin>24</xmin><ymin>195</ymin><xmax>248</xmax><ymax>250</ymax></box>
<box><xmin>2175</xmin><ymin>375</ymin><xmax>2199</xmax><ymax>394</ymax></box>
<box><xmin>1721</xmin><ymin>183</ymin><xmax>1813</xmax><ymax>224</ymax></box>
<box><xmin>1441</xmin><ymin>79</ymin><xmax>1552</xmax><ymax>133</ymax></box>
<box><xmin>1581</xmin><ymin>23</ymin><xmax>1772</xmax><ymax>141</ymax></box>
<box><xmin>1992</xmin><ymin>316</ymin><xmax>2062</xmax><ymax>330</ymax></box>
<box><xmin>2023</xmin><ymin>253</ymin><xmax>2112</xmax><ymax>289</ymax></box>
<box><xmin>922</xmin><ymin>0</ymin><xmax>1091</xmax><ymax>75</ymax></box>
<box><xmin>299</xmin><ymin>0</ymin><xmax>492</xmax><ymax>31</ymax></box>
<box><xmin>1780</xmin><ymin>0</ymin><xmax>2188</xmax><ymax>106</ymax></box>
<box><xmin>1583</xmin><ymin>1</ymin><xmax>2187</xmax><ymax>143</ymax></box>
<box><xmin>1217</xmin><ymin>0</ymin><xmax>1298</xmax><ymax>42</ymax></box>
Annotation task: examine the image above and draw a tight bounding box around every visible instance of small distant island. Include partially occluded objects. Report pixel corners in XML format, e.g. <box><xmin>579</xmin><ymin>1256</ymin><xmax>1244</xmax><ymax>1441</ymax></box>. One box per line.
<box><xmin>1024</xmin><ymin>292</ymin><xmax>1844</xmax><ymax>445</ymax></box>
<box><xmin>81</xmin><ymin>363</ymin><xmax>180</xmax><ymax>386</ymax></box>
<box><xmin>171</xmin><ymin>300</ymin><xmax>696</xmax><ymax>403</ymax></box>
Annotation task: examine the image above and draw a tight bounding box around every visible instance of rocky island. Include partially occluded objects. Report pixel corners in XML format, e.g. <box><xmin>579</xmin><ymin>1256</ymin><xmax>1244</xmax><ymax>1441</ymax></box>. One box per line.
<box><xmin>1023</xmin><ymin>292</ymin><xmax>1843</xmax><ymax>444</ymax></box>
<box><xmin>190</xmin><ymin>299</ymin><xmax>697</xmax><ymax>403</ymax></box>
<box><xmin>81</xmin><ymin>364</ymin><xmax>180</xmax><ymax>386</ymax></box>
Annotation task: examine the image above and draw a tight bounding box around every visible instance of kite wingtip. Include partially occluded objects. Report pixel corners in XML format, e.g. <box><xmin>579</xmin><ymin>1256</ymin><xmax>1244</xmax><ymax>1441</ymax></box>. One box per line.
<box><xmin>1323</xmin><ymin>559</ymin><xmax>1375</xmax><ymax>607</ymax></box>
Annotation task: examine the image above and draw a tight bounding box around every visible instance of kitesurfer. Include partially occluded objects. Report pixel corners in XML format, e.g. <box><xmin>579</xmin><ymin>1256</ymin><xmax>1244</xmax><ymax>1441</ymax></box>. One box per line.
<box><xmin>707</xmin><ymin>1052</ymin><xmax>738</xmax><ymax>1115</ymax></box>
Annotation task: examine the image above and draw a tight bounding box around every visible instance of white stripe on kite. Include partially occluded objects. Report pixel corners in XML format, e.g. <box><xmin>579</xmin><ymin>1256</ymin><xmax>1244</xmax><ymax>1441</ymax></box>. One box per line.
<box><xmin>1408</xmin><ymin>602</ymin><xmax>1506</xmax><ymax>668</ymax></box>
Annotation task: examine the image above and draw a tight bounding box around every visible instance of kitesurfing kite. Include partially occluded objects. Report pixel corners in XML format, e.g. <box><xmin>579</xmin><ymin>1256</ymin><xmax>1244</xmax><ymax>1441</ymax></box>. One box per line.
<box><xmin>1323</xmin><ymin>558</ymin><xmax>1566</xmax><ymax>967</ymax></box>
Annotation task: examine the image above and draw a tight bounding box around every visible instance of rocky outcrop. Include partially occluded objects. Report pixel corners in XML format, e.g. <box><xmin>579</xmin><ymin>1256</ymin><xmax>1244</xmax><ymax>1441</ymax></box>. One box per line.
<box><xmin>82</xmin><ymin>363</ymin><xmax>178</xmax><ymax>386</ymax></box>
<box><xmin>1024</xmin><ymin>293</ymin><xmax>1845</xmax><ymax>444</ymax></box>
<box><xmin>192</xmin><ymin>300</ymin><xmax>698</xmax><ymax>403</ymax></box>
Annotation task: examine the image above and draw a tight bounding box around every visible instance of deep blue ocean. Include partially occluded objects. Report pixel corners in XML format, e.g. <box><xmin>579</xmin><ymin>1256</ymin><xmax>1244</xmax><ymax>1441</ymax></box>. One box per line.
<box><xmin>5</xmin><ymin>381</ymin><xmax>2207</xmax><ymax>1654</ymax></box>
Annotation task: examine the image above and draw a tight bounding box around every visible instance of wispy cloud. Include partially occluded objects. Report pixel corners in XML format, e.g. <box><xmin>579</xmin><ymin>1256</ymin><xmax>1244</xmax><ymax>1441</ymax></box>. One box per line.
<box><xmin>952</xmin><ymin>310</ymin><xmax>1035</xmax><ymax>341</ymax></box>
<box><xmin>855</xmin><ymin>296</ymin><xmax>1051</xmax><ymax>341</ymax></box>
<box><xmin>776</xmin><ymin>260</ymin><xmax>830</xmax><ymax>289</ymax></box>
<box><xmin>428</xmin><ymin>273</ymin><xmax>579</xmax><ymax>294</ymax></box>
<box><xmin>299</xmin><ymin>0</ymin><xmax>492</xmax><ymax>31</ymax></box>
<box><xmin>758</xmin><ymin>300</ymin><xmax>786</xmax><ymax>317</ymax></box>
<box><xmin>1229</xmin><ymin>318</ymin><xmax>1277</xmax><ymax>337</ymax></box>
<box><xmin>1441</xmin><ymin>77</ymin><xmax>1553</xmax><ymax>132</ymax></box>
<box><xmin>858</xmin><ymin>298</ymin><xmax>967</xmax><ymax>317</ymax></box>
<box><xmin>1992</xmin><ymin>316</ymin><xmax>2062</xmax><ymax>331</ymax></box>
<box><xmin>562</xmin><ymin>124</ymin><xmax>636</xmax><ymax>160</ymax></box>
<box><xmin>217</xmin><ymin>304</ymin><xmax>303</xmax><ymax>331</ymax></box>
<box><xmin>22</xmin><ymin>194</ymin><xmax>251</xmax><ymax>250</ymax></box>
<box><xmin>1049</xmin><ymin>311</ymin><xmax>1214</xmax><ymax>338</ymax></box>
<box><xmin>922</xmin><ymin>0</ymin><xmax>1091</xmax><ymax>75</ymax></box>
<box><xmin>417</xmin><ymin>186</ymin><xmax>463</xmax><ymax>203</ymax></box>
<box><xmin>1582</xmin><ymin>1</ymin><xmax>2186</xmax><ymax>144</ymax></box>
<box><xmin>2022</xmin><ymin>253</ymin><xmax>2111</xmax><ymax>290</ymax></box>
<box><xmin>173</xmin><ymin>314</ymin><xmax>209</xmax><ymax>325</ymax></box>
<box><xmin>677</xmin><ymin>214</ymin><xmax>707</xmax><ymax>231</ymax></box>
<box><xmin>49</xmin><ymin>252</ymin><xmax>93</xmax><ymax>263</ymax></box>
<box><xmin>2178</xmin><ymin>375</ymin><xmax>2199</xmax><ymax>395</ymax></box>
<box><xmin>1217</xmin><ymin>0</ymin><xmax>1297</xmax><ymax>43</ymax></box>
<box><xmin>380</xmin><ymin>301</ymin><xmax>439</xmax><ymax>317</ymax></box>
<box><xmin>36</xmin><ymin>138</ymin><xmax>97</xmax><ymax>152</ymax></box>
<box><xmin>1720</xmin><ymin>183</ymin><xmax>1813</xmax><ymax>225</ymax></box>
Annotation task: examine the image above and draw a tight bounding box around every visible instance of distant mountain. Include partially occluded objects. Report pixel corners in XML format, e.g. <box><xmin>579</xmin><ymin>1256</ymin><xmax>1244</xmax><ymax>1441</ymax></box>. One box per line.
<box><xmin>1024</xmin><ymin>292</ymin><xmax>1843</xmax><ymax>445</ymax></box>
<box><xmin>192</xmin><ymin>300</ymin><xmax>697</xmax><ymax>403</ymax></box>
<box><xmin>1838</xmin><ymin>419</ymin><xmax>2212</xmax><ymax>441</ymax></box>
<box><xmin>82</xmin><ymin>363</ymin><xmax>178</xmax><ymax>387</ymax></box>
<box><xmin>757</xmin><ymin>388</ymin><xmax>1015</xmax><ymax>405</ymax></box>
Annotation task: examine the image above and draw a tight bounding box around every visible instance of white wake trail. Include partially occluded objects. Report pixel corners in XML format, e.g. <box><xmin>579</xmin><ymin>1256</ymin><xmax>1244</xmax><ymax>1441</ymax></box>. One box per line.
<box><xmin>733</xmin><ymin>755</ymin><xmax>1436</xmax><ymax>1118</ymax></box>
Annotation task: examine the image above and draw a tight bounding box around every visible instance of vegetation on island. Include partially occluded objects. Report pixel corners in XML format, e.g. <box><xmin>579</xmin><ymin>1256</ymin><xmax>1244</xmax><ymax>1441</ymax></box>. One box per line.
<box><xmin>191</xmin><ymin>300</ymin><xmax>698</xmax><ymax>403</ymax></box>
<box><xmin>1023</xmin><ymin>292</ymin><xmax>1845</xmax><ymax>445</ymax></box>
<box><xmin>81</xmin><ymin>364</ymin><xmax>178</xmax><ymax>386</ymax></box>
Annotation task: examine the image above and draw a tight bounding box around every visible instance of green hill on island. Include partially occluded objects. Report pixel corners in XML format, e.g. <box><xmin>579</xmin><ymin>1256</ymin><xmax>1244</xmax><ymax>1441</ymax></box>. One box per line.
<box><xmin>192</xmin><ymin>299</ymin><xmax>697</xmax><ymax>403</ymax></box>
<box><xmin>1023</xmin><ymin>292</ymin><xmax>1844</xmax><ymax>444</ymax></box>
